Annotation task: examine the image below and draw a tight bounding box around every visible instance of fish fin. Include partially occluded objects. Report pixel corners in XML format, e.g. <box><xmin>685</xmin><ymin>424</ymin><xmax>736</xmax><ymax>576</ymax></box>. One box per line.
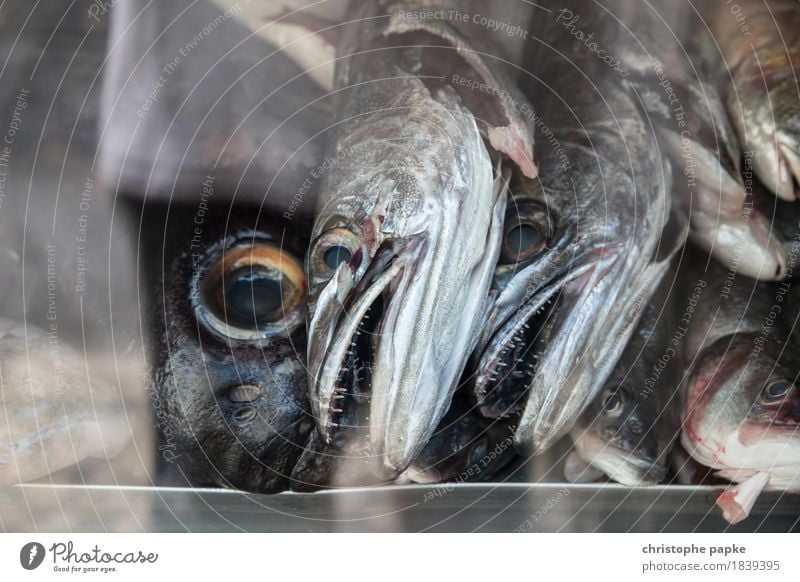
<box><xmin>564</xmin><ymin>451</ymin><xmax>605</xmax><ymax>483</ymax></box>
<box><xmin>382</xmin><ymin>14</ymin><xmax>537</xmax><ymax>178</ymax></box>
<box><xmin>715</xmin><ymin>472</ymin><xmax>770</xmax><ymax>525</ymax></box>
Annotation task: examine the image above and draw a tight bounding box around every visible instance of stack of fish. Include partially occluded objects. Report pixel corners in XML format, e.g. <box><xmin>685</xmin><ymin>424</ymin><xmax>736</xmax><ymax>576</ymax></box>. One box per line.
<box><xmin>3</xmin><ymin>0</ymin><xmax>799</xmax><ymax>527</ymax></box>
<box><xmin>118</xmin><ymin>0</ymin><xmax>800</xmax><ymax>523</ymax></box>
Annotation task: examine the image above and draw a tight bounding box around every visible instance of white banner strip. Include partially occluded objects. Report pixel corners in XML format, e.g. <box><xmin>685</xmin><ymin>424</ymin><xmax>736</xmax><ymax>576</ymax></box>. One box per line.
<box><xmin>0</xmin><ymin>533</ymin><xmax>798</xmax><ymax>581</ymax></box>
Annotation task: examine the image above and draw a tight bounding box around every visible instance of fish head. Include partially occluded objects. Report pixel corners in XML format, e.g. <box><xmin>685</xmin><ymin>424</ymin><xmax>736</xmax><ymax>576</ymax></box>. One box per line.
<box><xmin>683</xmin><ymin>333</ymin><xmax>800</xmax><ymax>477</ymax></box>
<box><xmin>306</xmin><ymin>80</ymin><xmax>506</xmax><ymax>479</ymax></box>
<box><xmin>151</xmin><ymin>206</ymin><xmax>313</xmax><ymax>493</ymax></box>
<box><xmin>473</xmin><ymin>144</ymin><xmax>675</xmax><ymax>453</ymax></box>
<box><xmin>405</xmin><ymin>409</ymin><xmax>516</xmax><ymax>484</ymax></box>
<box><xmin>572</xmin><ymin>379</ymin><xmax>673</xmax><ymax>486</ymax></box>
<box><xmin>735</xmin><ymin>65</ymin><xmax>800</xmax><ymax>201</ymax></box>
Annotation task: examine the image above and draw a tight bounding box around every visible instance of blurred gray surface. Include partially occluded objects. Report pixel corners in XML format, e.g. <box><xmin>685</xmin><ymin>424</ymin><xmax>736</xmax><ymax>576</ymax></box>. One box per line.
<box><xmin>1</xmin><ymin>484</ymin><xmax>798</xmax><ymax>532</ymax></box>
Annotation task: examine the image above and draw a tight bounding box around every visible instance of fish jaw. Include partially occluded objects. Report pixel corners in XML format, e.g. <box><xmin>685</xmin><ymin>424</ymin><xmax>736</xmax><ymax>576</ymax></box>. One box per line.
<box><xmin>307</xmin><ymin>183</ymin><xmax>508</xmax><ymax>479</ymax></box>
<box><xmin>368</xmin><ymin>184</ymin><xmax>508</xmax><ymax>478</ymax></box>
<box><xmin>513</xmin><ymin>246</ymin><xmax>665</xmax><ymax>453</ymax></box>
<box><xmin>471</xmin><ymin>260</ymin><xmax>579</xmax><ymax>419</ymax></box>
<box><xmin>306</xmin><ymin>250</ymin><xmax>408</xmax><ymax>438</ymax></box>
<box><xmin>571</xmin><ymin>433</ymin><xmax>667</xmax><ymax>487</ymax></box>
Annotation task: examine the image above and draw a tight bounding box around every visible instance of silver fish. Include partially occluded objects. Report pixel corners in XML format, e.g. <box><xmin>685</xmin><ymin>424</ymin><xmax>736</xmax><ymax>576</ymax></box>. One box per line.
<box><xmin>306</xmin><ymin>1</ymin><xmax>536</xmax><ymax>478</ymax></box>
<box><xmin>599</xmin><ymin>0</ymin><xmax>785</xmax><ymax>280</ymax></box>
<box><xmin>681</xmin><ymin>243</ymin><xmax>800</xmax><ymax>524</ymax></box>
<box><xmin>472</xmin><ymin>0</ymin><xmax>681</xmax><ymax>454</ymax></box>
<box><xmin>567</xmin><ymin>276</ymin><xmax>682</xmax><ymax>486</ymax></box>
<box><xmin>699</xmin><ymin>0</ymin><xmax>800</xmax><ymax>202</ymax></box>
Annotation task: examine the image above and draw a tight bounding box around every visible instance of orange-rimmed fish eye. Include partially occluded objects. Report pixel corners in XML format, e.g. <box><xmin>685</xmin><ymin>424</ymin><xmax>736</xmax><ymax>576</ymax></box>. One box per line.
<box><xmin>500</xmin><ymin>203</ymin><xmax>550</xmax><ymax>264</ymax></box>
<box><xmin>601</xmin><ymin>387</ymin><xmax>626</xmax><ymax>417</ymax></box>
<box><xmin>311</xmin><ymin>227</ymin><xmax>361</xmax><ymax>275</ymax></box>
<box><xmin>759</xmin><ymin>380</ymin><xmax>796</xmax><ymax>405</ymax></box>
<box><xmin>193</xmin><ymin>242</ymin><xmax>306</xmax><ymax>341</ymax></box>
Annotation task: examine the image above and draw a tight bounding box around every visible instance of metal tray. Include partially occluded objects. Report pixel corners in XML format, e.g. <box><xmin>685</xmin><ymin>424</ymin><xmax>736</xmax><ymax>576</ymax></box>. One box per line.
<box><xmin>1</xmin><ymin>484</ymin><xmax>798</xmax><ymax>532</ymax></box>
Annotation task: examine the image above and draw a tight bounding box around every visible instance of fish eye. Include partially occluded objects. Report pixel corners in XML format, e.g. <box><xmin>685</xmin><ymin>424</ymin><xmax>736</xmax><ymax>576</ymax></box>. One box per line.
<box><xmin>500</xmin><ymin>203</ymin><xmax>550</xmax><ymax>264</ymax></box>
<box><xmin>323</xmin><ymin>245</ymin><xmax>352</xmax><ymax>269</ymax></box>
<box><xmin>759</xmin><ymin>380</ymin><xmax>796</xmax><ymax>405</ymax></box>
<box><xmin>312</xmin><ymin>227</ymin><xmax>361</xmax><ymax>275</ymax></box>
<box><xmin>468</xmin><ymin>440</ymin><xmax>489</xmax><ymax>468</ymax></box>
<box><xmin>508</xmin><ymin>224</ymin><xmax>540</xmax><ymax>252</ymax></box>
<box><xmin>601</xmin><ymin>387</ymin><xmax>626</xmax><ymax>417</ymax></box>
<box><xmin>225</xmin><ymin>267</ymin><xmax>282</xmax><ymax>324</ymax></box>
<box><xmin>193</xmin><ymin>242</ymin><xmax>306</xmax><ymax>340</ymax></box>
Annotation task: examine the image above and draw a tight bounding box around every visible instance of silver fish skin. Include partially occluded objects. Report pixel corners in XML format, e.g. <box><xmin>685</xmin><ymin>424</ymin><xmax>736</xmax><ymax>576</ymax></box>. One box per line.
<box><xmin>568</xmin><ymin>275</ymin><xmax>682</xmax><ymax>486</ymax></box>
<box><xmin>473</xmin><ymin>0</ymin><xmax>680</xmax><ymax>454</ymax></box>
<box><xmin>698</xmin><ymin>0</ymin><xmax>800</xmax><ymax>203</ymax></box>
<box><xmin>680</xmin><ymin>242</ymin><xmax>800</xmax><ymax>523</ymax></box>
<box><xmin>306</xmin><ymin>1</ymin><xmax>537</xmax><ymax>479</ymax></box>
<box><xmin>616</xmin><ymin>0</ymin><xmax>785</xmax><ymax>280</ymax></box>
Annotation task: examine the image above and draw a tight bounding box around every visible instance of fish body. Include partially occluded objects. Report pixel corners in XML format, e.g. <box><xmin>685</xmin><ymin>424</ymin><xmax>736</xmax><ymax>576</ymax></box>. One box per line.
<box><xmin>699</xmin><ymin>0</ymin><xmax>800</xmax><ymax>202</ymax></box>
<box><xmin>612</xmin><ymin>0</ymin><xmax>785</xmax><ymax>280</ymax></box>
<box><xmin>306</xmin><ymin>0</ymin><xmax>536</xmax><ymax>478</ymax></box>
<box><xmin>473</xmin><ymin>0</ymin><xmax>679</xmax><ymax>454</ymax></box>
<box><xmin>568</xmin><ymin>275</ymin><xmax>682</xmax><ymax>486</ymax></box>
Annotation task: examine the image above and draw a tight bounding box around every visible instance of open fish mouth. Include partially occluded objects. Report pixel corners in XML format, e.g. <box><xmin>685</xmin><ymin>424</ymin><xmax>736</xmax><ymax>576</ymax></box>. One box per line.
<box><xmin>472</xmin><ymin>257</ymin><xmax>599</xmax><ymax>421</ymax></box>
<box><xmin>309</xmin><ymin>237</ymin><xmax>424</xmax><ymax>443</ymax></box>
<box><xmin>473</xmin><ymin>283</ymin><xmax>563</xmax><ymax>419</ymax></box>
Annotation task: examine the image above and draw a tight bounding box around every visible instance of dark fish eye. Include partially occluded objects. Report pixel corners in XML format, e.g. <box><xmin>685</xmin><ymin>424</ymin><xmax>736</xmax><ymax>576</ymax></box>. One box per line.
<box><xmin>468</xmin><ymin>440</ymin><xmax>489</xmax><ymax>468</ymax></box>
<box><xmin>760</xmin><ymin>380</ymin><xmax>795</xmax><ymax>404</ymax></box>
<box><xmin>601</xmin><ymin>387</ymin><xmax>625</xmax><ymax>416</ymax></box>
<box><xmin>226</xmin><ymin>267</ymin><xmax>283</xmax><ymax>326</ymax></box>
<box><xmin>499</xmin><ymin>203</ymin><xmax>551</xmax><ymax>265</ymax></box>
<box><xmin>506</xmin><ymin>224</ymin><xmax>540</xmax><ymax>255</ymax></box>
<box><xmin>312</xmin><ymin>227</ymin><xmax>360</xmax><ymax>275</ymax></box>
<box><xmin>193</xmin><ymin>242</ymin><xmax>306</xmax><ymax>341</ymax></box>
<box><xmin>323</xmin><ymin>245</ymin><xmax>353</xmax><ymax>269</ymax></box>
